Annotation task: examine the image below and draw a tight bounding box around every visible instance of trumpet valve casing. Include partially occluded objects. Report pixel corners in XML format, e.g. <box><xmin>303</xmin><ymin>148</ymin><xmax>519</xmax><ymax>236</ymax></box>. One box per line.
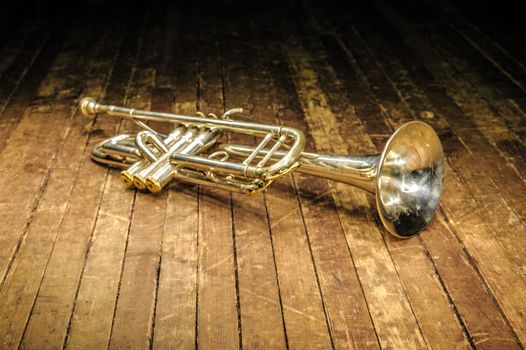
<box><xmin>146</xmin><ymin>163</ymin><xmax>174</xmax><ymax>193</ymax></box>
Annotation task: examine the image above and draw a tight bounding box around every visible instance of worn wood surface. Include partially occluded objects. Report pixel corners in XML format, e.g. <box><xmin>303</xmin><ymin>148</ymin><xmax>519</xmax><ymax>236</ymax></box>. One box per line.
<box><xmin>0</xmin><ymin>0</ymin><xmax>525</xmax><ymax>349</ymax></box>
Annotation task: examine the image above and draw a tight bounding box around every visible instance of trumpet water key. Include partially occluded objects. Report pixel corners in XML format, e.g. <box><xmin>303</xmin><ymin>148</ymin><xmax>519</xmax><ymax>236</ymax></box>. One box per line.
<box><xmin>80</xmin><ymin>97</ymin><xmax>445</xmax><ymax>238</ymax></box>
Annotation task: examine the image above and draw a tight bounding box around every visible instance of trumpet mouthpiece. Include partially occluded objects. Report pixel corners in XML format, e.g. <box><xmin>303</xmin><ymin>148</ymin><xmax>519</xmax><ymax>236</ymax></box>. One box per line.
<box><xmin>79</xmin><ymin>97</ymin><xmax>98</xmax><ymax>116</ymax></box>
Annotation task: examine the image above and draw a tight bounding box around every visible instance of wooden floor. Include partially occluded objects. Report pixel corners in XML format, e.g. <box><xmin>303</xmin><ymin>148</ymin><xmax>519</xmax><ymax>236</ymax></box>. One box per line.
<box><xmin>1</xmin><ymin>0</ymin><xmax>526</xmax><ymax>349</ymax></box>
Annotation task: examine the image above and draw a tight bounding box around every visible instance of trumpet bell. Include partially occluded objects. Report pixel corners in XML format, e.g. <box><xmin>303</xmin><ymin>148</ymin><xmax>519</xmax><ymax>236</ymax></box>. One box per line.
<box><xmin>376</xmin><ymin>121</ymin><xmax>444</xmax><ymax>238</ymax></box>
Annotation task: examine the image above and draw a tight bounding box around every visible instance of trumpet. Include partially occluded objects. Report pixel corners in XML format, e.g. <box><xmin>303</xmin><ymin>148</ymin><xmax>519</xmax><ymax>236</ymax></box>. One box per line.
<box><xmin>80</xmin><ymin>97</ymin><xmax>444</xmax><ymax>238</ymax></box>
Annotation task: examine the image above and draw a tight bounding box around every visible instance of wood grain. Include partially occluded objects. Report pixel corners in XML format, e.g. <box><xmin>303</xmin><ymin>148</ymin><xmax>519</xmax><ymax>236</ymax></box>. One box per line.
<box><xmin>0</xmin><ymin>1</ymin><xmax>525</xmax><ymax>349</ymax></box>
<box><xmin>259</xmin><ymin>10</ymin><xmax>380</xmax><ymax>349</ymax></box>
<box><xmin>220</xmin><ymin>10</ymin><xmax>288</xmax><ymax>349</ymax></box>
<box><xmin>195</xmin><ymin>8</ymin><xmax>240</xmax><ymax>350</ymax></box>
<box><xmin>152</xmin><ymin>4</ymin><xmax>201</xmax><ymax>350</ymax></box>
<box><xmin>17</xmin><ymin>18</ymin><xmax>139</xmax><ymax>350</ymax></box>
<box><xmin>313</xmin><ymin>2</ymin><xmax>523</xmax><ymax>347</ymax></box>
<box><xmin>288</xmin><ymin>13</ymin><xmax>472</xmax><ymax>349</ymax></box>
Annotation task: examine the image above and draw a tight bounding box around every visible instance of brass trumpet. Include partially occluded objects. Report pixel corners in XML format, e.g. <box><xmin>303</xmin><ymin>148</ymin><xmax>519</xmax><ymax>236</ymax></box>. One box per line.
<box><xmin>80</xmin><ymin>97</ymin><xmax>444</xmax><ymax>238</ymax></box>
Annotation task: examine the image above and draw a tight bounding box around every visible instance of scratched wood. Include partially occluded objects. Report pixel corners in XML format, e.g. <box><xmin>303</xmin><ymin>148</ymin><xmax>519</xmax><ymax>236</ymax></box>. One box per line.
<box><xmin>258</xmin><ymin>10</ymin><xmax>380</xmax><ymax>349</ymax></box>
<box><xmin>0</xmin><ymin>24</ymin><xmax>116</xmax><ymax>350</ymax></box>
<box><xmin>325</xmin><ymin>26</ymin><xmax>520</xmax><ymax>348</ymax></box>
<box><xmin>106</xmin><ymin>5</ymin><xmax>171</xmax><ymax>349</ymax></box>
<box><xmin>152</xmin><ymin>4</ymin><xmax>201</xmax><ymax>350</ymax></box>
<box><xmin>195</xmin><ymin>11</ymin><xmax>240</xmax><ymax>349</ymax></box>
<box><xmin>18</xmin><ymin>17</ymin><xmax>136</xmax><ymax>350</ymax></box>
<box><xmin>292</xmin><ymin>20</ymin><xmax>472</xmax><ymax>350</ymax></box>
<box><xmin>317</xmin><ymin>3</ymin><xmax>524</xmax><ymax>348</ymax></box>
<box><xmin>0</xmin><ymin>18</ymin><xmax>65</xmax><ymax>157</ymax></box>
<box><xmin>351</xmin><ymin>2</ymin><xmax>526</xmax><ymax>345</ymax></box>
<box><xmin>1</xmin><ymin>1</ymin><xmax>526</xmax><ymax>349</ymax></box>
<box><xmin>63</xmin><ymin>7</ymin><xmax>149</xmax><ymax>350</ymax></box>
<box><xmin>219</xmin><ymin>9</ymin><xmax>288</xmax><ymax>349</ymax></box>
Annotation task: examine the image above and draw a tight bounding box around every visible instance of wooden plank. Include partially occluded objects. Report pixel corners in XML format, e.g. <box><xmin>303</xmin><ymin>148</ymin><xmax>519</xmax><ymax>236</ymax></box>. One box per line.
<box><xmin>332</xmin><ymin>7</ymin><xmax>524</xmax><ymax>344</ymax></box>
<box><xmin>369</xmin><ymin>2</ymin><xmax>526</xmax><ymax>231</ymax></box>
<box><xmin>374</xmin><ymin>0</ymin><xmax>526</xmax><ymax>245</ymax></box>
<box><xmin>424</xmin><ymin>8</ymin><xmax>526</xmax><ymax>192</ymax></box>
<box><xmin>424</xmin><ymin>214</ymin><xmax>521</xmax><ymax>349</ymax></box>
<box><xmin>363</xmin><ymin>2</ymin><xmax>526</xmax><ymax>331</ymax></box>
<box><xmin>0</xmin><ymin>20</ymin><xmax>45</xmax><ymax>80</ymax></box>
<box><xmin>0</xmin><ymin>21</ymin><xmax>97</xmax><ymax>288</ymax></box>
<box><xmin>152</xmin><ymin>4</ymin><xmax>201</xmax><ymax>349</ymax></box>
<box><xmin>196</xmin><ymin>189</ymin><xmax>239</xmax><ymax>349</ymax></box>
<box><xmin>0</xmin><ymin>20</ymin><xmax>65</xmax><ymax>152</ymax></box>
<box><xmin>0</xmin><ymin>57</ymin><xmax>119</xmax><ymax>349</ymax></box>
<box><xmin>234</xmin><ymin>11</ymin><xmax>343</xmax><ymax>350</ymax></box>
<box><xmin>293</xmin><ymin>11</ymin><xmax>472</xmax><ymax>348</ymax></box>
<box><xmin>410</xmin><ymin>6</ymin><xmax>526</xmax><ymax>143</ymax></box>
<box><xmin>255</xmin><ymin>9</ymin><xmax>381</xmax><ymax>350</ymax></box>
<box><xmin>17</xmin><ymin>11</ymin><xmax>142</xmax><ymax>350</ymax></box>
<box><xmin>439</xmin><ymin>164</ymin><xmax>526</xmax><ymax>347</ymax></box>
<box><xmin>282</xmin><ymin>37</ymin><xmax>428</xmax><ymax>350</ymax></box>
<box><xmin>322</xmin><ymin>37</ymin><xmax>482</xmax><ymax>348</ymax></box>
<box><xmin>0</xmin><ymin>17</ymin><xmax>122</xmax><ymax>350</ymax></box>
<box><xmin>154</xmin><ymin>180</ymin><xmax>200</xmax><ymax>350</ymax></box>
<box><xmin>61</xmin><ymin>11</ymin><xmax>152</xmax><ymax>350</ymax></box>
<box><xmin>432</xmin><ymin>2</ymin><xmax>526</xmax><ymax>104</ymax></box>
<box><xmin>219</xmin><ymin>10</ymin><xmax>288</xmax><ymax>349</ymax></box>
<box><xmin>195</xmin><ymin>11</ymin><xmax>240</xmax><ymax>349</ymax></box>
<box><xmin>108</xmin><ymin>191</ymin><xmax>166</xmax><ymax>349</ymax></box>
<box><xmin>384</xmin><ymin>1</ymin><xmax>526</xmax><ymax>188</ymax></box>
<box><xmin>108</xmin><ymin>4</ymin><xmax>170</xmax><ymax>348</ymax></box>
<box><xmin>337</xmin><ymin>18</ymin><xmax>523</xmax><ymax>345</ymax></box>
<box><xmin>265</xmin><ymin>178</ymin><xmax>336</xmax><ymax>350</ymax></box>
<box><xmin>316</xmin><ymin>2</ymin><xmax>524</xmax><ymax>347</ymax></box>
<box><xmin>283</xmin><ymin>7</ymin><xmax>456</xmax><ymax>349</ymax></box>
<box><xmin>215</xmin><ymin>8</ymin><xmax>337</xmax><ymax>350</ymax></box>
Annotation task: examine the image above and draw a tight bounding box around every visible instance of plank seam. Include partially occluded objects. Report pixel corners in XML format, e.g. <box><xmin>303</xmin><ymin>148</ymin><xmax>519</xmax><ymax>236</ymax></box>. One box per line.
<box><xmin>293</xmin><ymin>4</ymin><xmax>427</xmax><ymax>347</ymax></box>
<box><xmin>106</xmin><ymin>23</ymin><xmax>146</xmax><ymax>348</ymax></box>
<box><xmin>9</xmin><ymin>15</ymin><xmax>130</xmax><ymax>350</ymax></box>
<box><xmin>262</xmin><ymin>191</ymin><xmax>291</xmax><ymax>350</ymax></box>
<box><xmin>344</xmin><ymin>10</ymin><xmax>524</xmax><ymax>345</ymax></box>
<box><xmin>194</xmin><ymin>187</ymin><xmax>200</xmax><ymax>350</ymax></box>
<box><xmin>433</xmin><ymin>3</ymin><xmax>526</xmax><ymax>89</ymax></box>
<box><xmin>345</xmin><ymin>23</ymin><xmax>507</xmax><ymax>347</ymax></box>
<box><xmin>215</xmin><ymin>19</ymin><xmax>244</xmax><ymax>349</ymax></box>
<box><xmin>437</xmin><ymin>206</ymin><xmax>525</xmax><ymax>350</ymax></box>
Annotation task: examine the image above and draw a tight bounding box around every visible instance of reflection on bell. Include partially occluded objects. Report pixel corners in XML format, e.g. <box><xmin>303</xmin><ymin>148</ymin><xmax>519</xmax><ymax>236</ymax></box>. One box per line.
<box><xmin>376</xmin><ymin>121</ymin><xmax>444</xmax><ymax>237</ymax></box>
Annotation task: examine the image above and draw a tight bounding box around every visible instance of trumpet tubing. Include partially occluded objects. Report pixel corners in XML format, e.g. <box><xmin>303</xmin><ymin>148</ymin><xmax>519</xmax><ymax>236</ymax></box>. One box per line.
<box><xmin>80</xmin><ymin>97</ymin><xmax>444</xmax><ymax>238</ymax></box>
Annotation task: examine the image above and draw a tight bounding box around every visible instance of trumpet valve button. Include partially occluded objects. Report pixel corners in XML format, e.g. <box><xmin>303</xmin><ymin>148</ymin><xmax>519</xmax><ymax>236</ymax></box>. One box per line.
<box><xmin>132</xmin><ymin>175</ymin><xmax>147</xmax><ymax>190</ymax></box>
<box><xmin>146</xmin><ymin>178</ymin><xmax>163</xmax><ymax>193</ymax></box>
<box><xmin>120</xmin><ymin>170</ymin><xmax>136</xmax><ymax>188</ymax></box>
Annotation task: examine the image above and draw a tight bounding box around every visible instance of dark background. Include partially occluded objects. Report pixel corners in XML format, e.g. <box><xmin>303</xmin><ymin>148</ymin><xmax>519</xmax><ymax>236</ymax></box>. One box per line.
<box><xmin>1</xmin><ymin>0</ymin><xmax>524</xmax><ymax>85</ymax></box>
<box><xmin>1</xmin><ymin>0</ymin><xmax>525</xmax><ymax>27</ymax></box>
